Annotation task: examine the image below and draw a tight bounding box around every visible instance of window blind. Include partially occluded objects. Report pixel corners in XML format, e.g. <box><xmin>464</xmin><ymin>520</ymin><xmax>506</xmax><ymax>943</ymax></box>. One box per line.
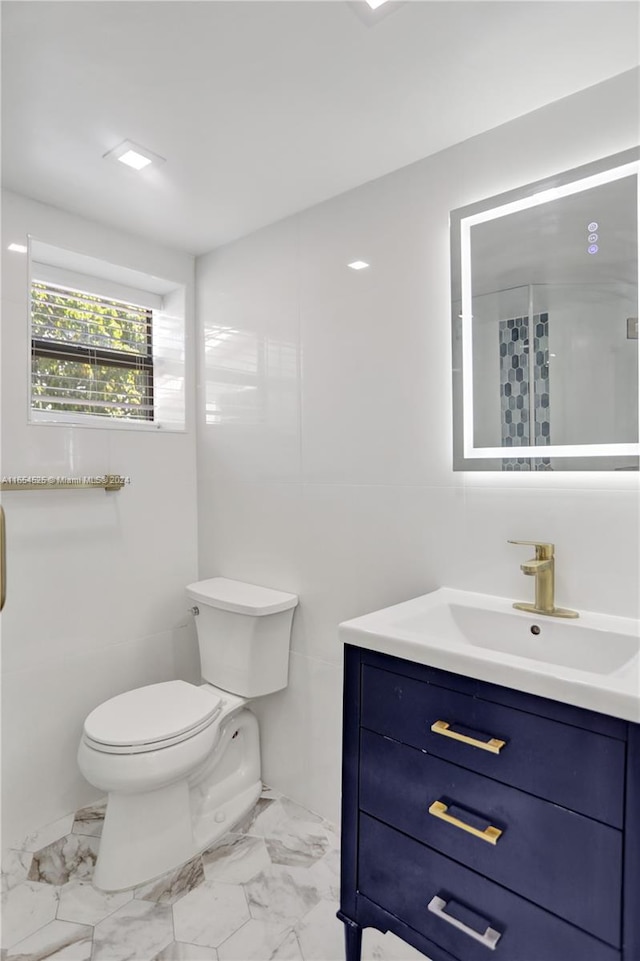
<box><xmin>30</xmin><ymin>281</ymin><xmax>154</xmax><ymax>420</ymax></box>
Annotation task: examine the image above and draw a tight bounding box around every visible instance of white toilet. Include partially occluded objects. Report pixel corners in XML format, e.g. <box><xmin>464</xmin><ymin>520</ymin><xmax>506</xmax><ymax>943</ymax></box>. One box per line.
<box><xmin>77</xmin><ymin>577</ymin><xmax>298</xmax><ymax>891</ymax></box>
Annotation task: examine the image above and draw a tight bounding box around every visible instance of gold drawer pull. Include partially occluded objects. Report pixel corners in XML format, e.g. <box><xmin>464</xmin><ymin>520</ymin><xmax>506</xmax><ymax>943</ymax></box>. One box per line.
<box><xmin>428</xmin><ymin>800</ymin><xmax>502</xmax><ymax>845</ymax></box>
<box><xmin>431</xmin><ymin>720</ymin><xmax>505</xmax><ymax>754</ymax></box>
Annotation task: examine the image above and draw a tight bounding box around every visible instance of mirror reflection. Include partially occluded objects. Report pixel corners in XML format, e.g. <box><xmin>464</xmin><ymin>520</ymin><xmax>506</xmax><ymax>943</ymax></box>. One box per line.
<box><xmin>452</xmin><ymin>150</ymin><xmax>639</xmax><ymax>471</ymax></box>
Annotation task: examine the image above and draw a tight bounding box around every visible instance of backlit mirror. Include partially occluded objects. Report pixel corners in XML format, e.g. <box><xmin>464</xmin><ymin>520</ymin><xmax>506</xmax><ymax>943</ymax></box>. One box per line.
<box><xmin>451</xmin><ymin>149</ymin><xmax>639</xmax><ymax>471</ymax></box>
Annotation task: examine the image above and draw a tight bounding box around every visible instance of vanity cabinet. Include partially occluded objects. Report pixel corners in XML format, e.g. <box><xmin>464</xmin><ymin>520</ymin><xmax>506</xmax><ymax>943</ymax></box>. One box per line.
<box><xmin>339</xmin><ymin>645</ymin><xmax>640</xmax><ymax>961</ymax></box>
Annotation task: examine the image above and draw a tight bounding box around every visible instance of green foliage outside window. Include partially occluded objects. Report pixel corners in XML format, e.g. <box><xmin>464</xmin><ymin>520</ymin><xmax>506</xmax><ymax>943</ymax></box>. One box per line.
<box><xmin>31</xmin><ymin>282</ymin><xmax>153</xmax><ymax>420</ymax></box>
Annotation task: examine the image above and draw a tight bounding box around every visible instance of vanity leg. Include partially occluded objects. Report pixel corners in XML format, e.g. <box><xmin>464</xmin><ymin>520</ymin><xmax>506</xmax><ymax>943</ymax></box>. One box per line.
<box><xmin>342</xmin><ymin>916</ymin><xmax>363</xmax><ymax>961</ymax></box>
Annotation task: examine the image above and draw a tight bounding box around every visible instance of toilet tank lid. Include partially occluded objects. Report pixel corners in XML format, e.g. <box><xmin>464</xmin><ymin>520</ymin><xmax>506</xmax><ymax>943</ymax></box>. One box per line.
<box><xmin>186</xmin><ymin>577</ymin><xmax>298</xmax><ymax>615</ymax></box>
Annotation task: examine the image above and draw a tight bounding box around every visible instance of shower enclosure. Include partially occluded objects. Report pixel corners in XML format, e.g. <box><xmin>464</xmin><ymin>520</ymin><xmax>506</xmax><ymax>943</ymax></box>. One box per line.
<box><xmin>470</xmin><ymin>281</ymin><xmax>638</xmax><ymax>471</ymax></box>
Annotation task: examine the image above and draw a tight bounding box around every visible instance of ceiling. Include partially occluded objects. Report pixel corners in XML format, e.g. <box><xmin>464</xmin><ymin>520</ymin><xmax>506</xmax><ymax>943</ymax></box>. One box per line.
<box><xmin>472</xmin><ymin>172</ymin><xmax>638</xmax><ymax>293</ymax></box>
<box><xmin>2</xmin><ymin>1</ymin><xmax>638</xmax><ymax>256</ymax></box>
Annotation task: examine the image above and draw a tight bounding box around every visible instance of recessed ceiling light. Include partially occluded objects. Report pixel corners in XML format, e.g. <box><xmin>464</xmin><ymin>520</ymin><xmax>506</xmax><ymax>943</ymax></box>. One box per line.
<box><xmin>347</xmin><ymin>0</ymin><xmax>404</xmax><ymax>25</ymax></box>
<box><xmin>119</xmin><ymin>149</ymin><xmax>153</xmax><ymax>171</ymax></box>
<box><xmin>8</xmin><ymin>243</ymin><xmax>28</xmax><ymax>253</ymax></box>
<box><xmin>103</xmin><ymin>140</ymin><xmax>165</xmax><ymax>171</ymax></box>
<box><xmin>348</xmin><ymin>261</ymin><xmax>370</xmax><ymax>270</ymax></box>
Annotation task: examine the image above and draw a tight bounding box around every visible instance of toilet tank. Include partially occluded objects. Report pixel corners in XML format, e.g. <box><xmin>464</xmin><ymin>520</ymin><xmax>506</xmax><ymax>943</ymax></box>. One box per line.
<box><xmin>185</xmin><ymin>578</ymin><xmax>298</xmax><ymax>697</ymax></box>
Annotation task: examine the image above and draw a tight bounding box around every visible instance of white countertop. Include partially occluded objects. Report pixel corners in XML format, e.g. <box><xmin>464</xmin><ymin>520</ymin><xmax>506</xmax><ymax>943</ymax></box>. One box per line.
<box><xmin>339</xmin><ymin>587</ymin><xmax>640</xmax><ymax>722</ymax></box>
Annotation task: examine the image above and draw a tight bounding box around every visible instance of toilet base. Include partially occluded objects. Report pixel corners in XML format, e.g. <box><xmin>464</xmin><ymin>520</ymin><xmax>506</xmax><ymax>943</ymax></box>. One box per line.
<box><xmin>93</xmin><ymin>780</ymin><xmax>194</xmax><ymax>891</ymax></box>
<box><xmin>193</xmin><ymin>778</ymin><xmax>262</xmax><ymax>858</ymax></box>
<box><xmin>92</xmin><ymin>708</ymin><xmax>262</xmax><ymax>892</ymax></box>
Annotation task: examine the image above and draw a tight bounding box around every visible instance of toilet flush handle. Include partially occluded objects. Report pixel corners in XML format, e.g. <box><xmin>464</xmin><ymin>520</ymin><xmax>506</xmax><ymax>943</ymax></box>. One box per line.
<box><xmin>189</xmin><ymin>606</ymin><xmax>199</xmax><ymax>616</ymax></box>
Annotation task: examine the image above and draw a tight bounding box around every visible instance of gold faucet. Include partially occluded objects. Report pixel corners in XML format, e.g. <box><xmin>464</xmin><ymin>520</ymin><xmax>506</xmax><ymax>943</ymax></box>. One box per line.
<box><xmin>508</xmin><ymin>540</ymin><xmax>579</xmax><ymax>619</ymax></box>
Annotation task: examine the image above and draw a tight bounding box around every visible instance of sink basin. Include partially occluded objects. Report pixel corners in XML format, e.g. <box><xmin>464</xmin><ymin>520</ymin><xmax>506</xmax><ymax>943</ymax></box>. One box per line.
<box><xmin>339</xmin><ymin>588</ymin><xmax>640</xmax><ymax>721</ymax></box>
<box><xmin>396</xmin><ymin>602</ymin><xmax>638</xmax><ymax>674</ymax></box>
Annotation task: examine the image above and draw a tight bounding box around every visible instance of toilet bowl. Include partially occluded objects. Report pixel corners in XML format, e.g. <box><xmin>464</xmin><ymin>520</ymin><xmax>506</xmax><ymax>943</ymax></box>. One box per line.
<box><xmin>78</xmin><ymin>578</ymin><xmax>298</xmax><ymax>891</ymax></box>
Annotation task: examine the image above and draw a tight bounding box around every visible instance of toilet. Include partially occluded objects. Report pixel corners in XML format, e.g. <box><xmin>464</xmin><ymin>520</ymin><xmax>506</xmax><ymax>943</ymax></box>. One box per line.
<box><xmin>77</xmin><ymin>577</ymin><xmax>298</xmax><ymax>891</ymax></box>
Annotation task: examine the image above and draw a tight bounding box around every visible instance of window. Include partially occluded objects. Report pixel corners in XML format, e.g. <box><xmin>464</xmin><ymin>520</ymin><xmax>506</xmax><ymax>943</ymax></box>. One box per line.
<box><xmin>31</xmin><ymin>281</ymin><xmax>154</xmax><ymax>421</ymax></box>
<box><xmin>28</xmin><ymin>240</ymin><xmax>187</xmax><ymax>431</ymax></box>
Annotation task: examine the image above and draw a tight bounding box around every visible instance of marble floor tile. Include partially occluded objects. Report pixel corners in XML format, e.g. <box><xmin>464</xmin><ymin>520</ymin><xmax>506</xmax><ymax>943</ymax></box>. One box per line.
<box><xmin>363</xmin><ymin>928</ymin><xmax>431</xmax><ymax>961</ymax></box>
<box><xmin>245</xmin><ymin>864</ymin><xmax>322</xmax><ymax>924</ymax></box>
<box><xmin>172</xmin><ymin>881</ymin><xmax>250</xmax><ymax>948</ymax></box>
<box><xmin>18</xmin><ymin>815</ymin><xmax>75</xmax><ymax>855</ymax></box>
<box><xmin>233</xmin><ymin>798</ymin><xmax>283</xmax><ymax>837</ymax></box>
<box><xmin>1</xmin><ymin>850</ymin><xmax>32</xmax><ymax>895</ymax></box>
<box><xmin>202</xmin><ymin>834</ymin><xmax>271</xmax><ymax>885</ymax></box>
<box><xmin>153</xmin><ymin>942</ymin><xmax>219</xmax><ymax>961</ymax></box>
<box><xmin>134</xmin><ymin>856</ymin><xmax>205</xmax><ymax>904</ymax></box>
<box><xmin>286</xmin><ymin>856</ymin><xmax>339</xmax><ymax>904</ymax></box>
<box><xmin>71</xmin><ymin>802</ymin><xmax>106</xmax><ymax>839</ymax></box>
<box><xmin>27</xmin><ymin>835</ymin><xmax>100</xmax><ymax>886</ymax></box>
<box><xmin>241</xmin><ymin>800</ymin><xmax>334</xmax><ymax>859</ymax></box>
<box><xmin>92</xmin><ymin>899</ymin><xmax>174</xmax><ymax>961</ymax></box>
<box><xmin>270</xmin><ymin>930</ymin><xmax>303</xmax><ymax>961</ymax></box>
<box><xmin>262</xmin><ymin>802</ymin><xmax>335</xmax><ymax>861</ymax></box>
<box><xmin>320</xmin><ymin>822</ymin><xmax>340</xmax><ymax>851</ymax></box>
<box><xmin>217</xmin><ymin>919</ymin><xmax>293</xmax><ymax>961</ymax></box>
<box><xmin>5</xmin><ymin>919</ymin><xmax>93</xmax><ymax>961</ymax></box>
<box><xmin>259</xmin><ymin>785</ymin><xmax>281</xmax><ymax>801</ymax></box>
<box><xmin>316</xmin><ymin>847</ymin><xmax>340</xmax><ymax>895</ymax></box>
<box><xmin>56</xmin><ymin>879</ymin><xmax>133</xmax><ymax>925</ymax></box>
<box><xmin>6</xmin><ymin>785</ymin><xmax>347</xmax><ymax>961</ymax></box>
<box><xmin>1</xmin><ymin>879</ymin><xmax>60</xmax><ymax>949</ymax></box>
<box><xmin>265</xmin><ymin>829</ymin><xmax>330</xmax><ymax>868</ymax></box>
<box><xmin>279</xmin><ymin>799</ymin><xmax>324</xmax><ymax>825</ymax></box>
<box><xmin>294</xmin><ymin>899</ymin><xmax>345</xmax><ymax>961</ymax></box>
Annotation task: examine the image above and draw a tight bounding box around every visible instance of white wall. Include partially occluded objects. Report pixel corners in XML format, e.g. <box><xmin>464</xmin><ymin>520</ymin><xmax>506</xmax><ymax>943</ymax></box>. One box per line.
<box><xmin>196</xmin><ymin>70</ymin><xmax>640</xmax><ymax>826</ymax></box>
<box><xmin>1</xmin><ymin>192</ymin><xmax>200</xmax><ymax>847</ymax></box>
<box><xmin>549</xmin><ymin>293</ymin><xmax>638</xmax><ymax>447</ymax></box>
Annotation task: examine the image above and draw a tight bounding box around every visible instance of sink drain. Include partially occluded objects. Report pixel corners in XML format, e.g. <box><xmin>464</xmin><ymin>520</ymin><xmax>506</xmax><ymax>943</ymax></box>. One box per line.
<box><xmin>530</xmin><ymin>624</ymin><xmax>541</xmax><ymax>636</ymax></box>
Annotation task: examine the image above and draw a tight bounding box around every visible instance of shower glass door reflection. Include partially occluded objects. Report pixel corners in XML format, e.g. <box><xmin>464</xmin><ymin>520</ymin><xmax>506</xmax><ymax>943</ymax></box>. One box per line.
<box><xmin>472</xmin><ymin>282</ymin><xmax>638</xmax><ymax>470</ymax></box>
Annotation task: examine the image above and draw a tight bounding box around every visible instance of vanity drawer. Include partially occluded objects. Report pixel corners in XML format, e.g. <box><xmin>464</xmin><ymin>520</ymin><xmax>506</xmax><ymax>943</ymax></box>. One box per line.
<box><xmin>361</xmin><ymin>664</ymin><xmax>625</xmax><ymax>826</ymax></box>
<box><xmin>359</xmin><ymin>729</ymin><xmax>622</xmax><ymax>946</ymax></box>
<box><xmin>359</xmin><ymin>813</ymin><xmax>620</xmax><ymax>961</ymax></box>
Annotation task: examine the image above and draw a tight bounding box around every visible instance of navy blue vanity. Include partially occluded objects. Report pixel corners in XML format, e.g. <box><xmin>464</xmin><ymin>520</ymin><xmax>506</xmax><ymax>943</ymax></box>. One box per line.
<box><xmin>338</xmin><ymin>644</ymin><xmax>640</xmax><ymax>961</ymax></box>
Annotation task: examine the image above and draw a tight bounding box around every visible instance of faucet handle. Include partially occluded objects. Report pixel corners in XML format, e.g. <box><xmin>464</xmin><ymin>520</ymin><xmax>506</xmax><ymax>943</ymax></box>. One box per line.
<box><xmin>508</xmin><ymin>540</ymin><xmax>554</xmax><ymax>560</ymax></box>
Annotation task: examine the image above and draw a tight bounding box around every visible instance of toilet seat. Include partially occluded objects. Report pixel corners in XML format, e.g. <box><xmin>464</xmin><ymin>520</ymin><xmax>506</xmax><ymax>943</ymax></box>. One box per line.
<box><xmin>83</xmin><ymin>680</ymin><xmax>223</xmax><ymax>755</ymax></box>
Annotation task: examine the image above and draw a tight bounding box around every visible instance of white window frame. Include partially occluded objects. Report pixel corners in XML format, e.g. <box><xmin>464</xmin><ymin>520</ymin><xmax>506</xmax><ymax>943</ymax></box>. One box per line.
<box><xmin>28</xmin><ymin>239</ymin><xmax>187</xmax><ymax>432</ymax></box>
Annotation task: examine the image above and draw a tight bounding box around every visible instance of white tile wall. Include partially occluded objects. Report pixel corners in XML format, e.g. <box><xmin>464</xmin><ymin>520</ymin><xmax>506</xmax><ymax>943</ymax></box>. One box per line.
<box><xmin>196</xmin><ymin>71</ymin><xmax>640</xmax><ymax>824</ymax></box>
<box><xmin>1</xmin><ymin>191</ymin><xmax>199</xmax><ymax>846</ymax></box>
<box><xmin>3</xmin><ymin>69</ymin><xmax>639</xmax><ymax>850</ymax></box>
<box><xmin>250</xmin><ymin>652</ymin><xmax>344</xmax><ymax>826</ymax></box>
